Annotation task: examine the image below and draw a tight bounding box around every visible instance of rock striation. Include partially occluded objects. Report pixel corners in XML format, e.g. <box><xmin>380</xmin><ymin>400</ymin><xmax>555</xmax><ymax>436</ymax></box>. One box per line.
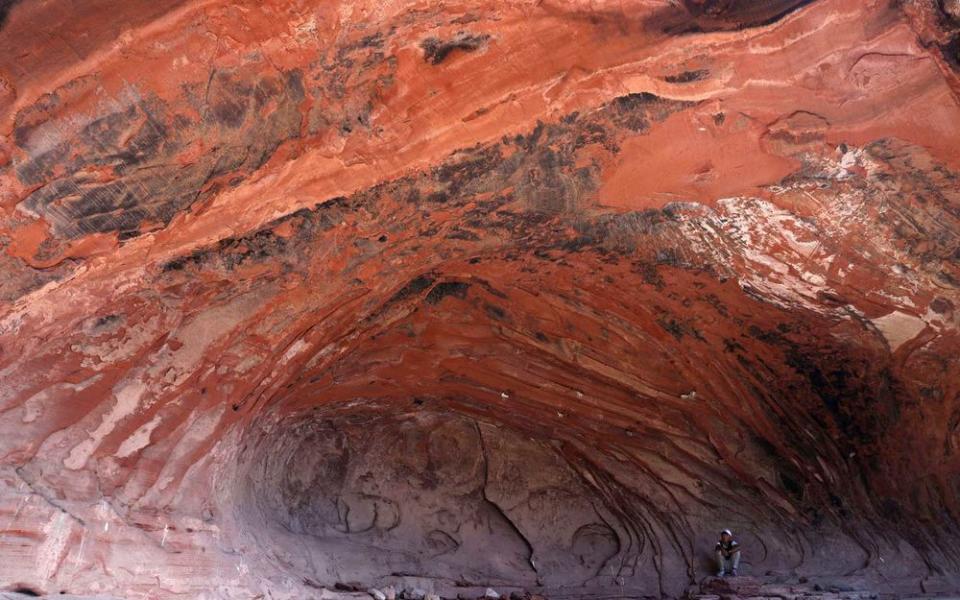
<box><xmin>0</xmin><ymin>0</ymin><xmax>959</xmax><ymax>598</ymax></box>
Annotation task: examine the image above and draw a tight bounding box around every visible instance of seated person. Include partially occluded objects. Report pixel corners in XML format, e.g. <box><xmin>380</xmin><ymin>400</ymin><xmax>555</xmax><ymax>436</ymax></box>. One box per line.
<box><xmin>715</xmin><ymin>529</ymin><xmax>741</xmax><ymax>577</ymax></box>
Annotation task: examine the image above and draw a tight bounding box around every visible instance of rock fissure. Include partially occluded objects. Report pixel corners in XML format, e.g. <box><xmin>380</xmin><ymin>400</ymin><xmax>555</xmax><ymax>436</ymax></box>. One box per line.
<box><xmin>474</xmin><ymin>423</ymin><xmax>539</xmax><ymax>578</ymax></box>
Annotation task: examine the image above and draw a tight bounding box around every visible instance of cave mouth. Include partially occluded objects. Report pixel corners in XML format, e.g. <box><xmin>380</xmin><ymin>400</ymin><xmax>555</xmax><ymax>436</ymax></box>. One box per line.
<box><xmin>214</xmin><ymin>254</ymin><xmax>945</xmax><ymax>598</ymax></box>
<box><xmin>231</xmin><ymin>403</ymin><xmax>635</xmax><ymax>595</ymax></box>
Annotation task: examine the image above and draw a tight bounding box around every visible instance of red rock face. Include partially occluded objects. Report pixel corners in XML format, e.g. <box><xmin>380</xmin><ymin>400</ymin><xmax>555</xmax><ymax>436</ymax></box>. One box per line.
<box><xmin>0</xmin><ymin>0</ymin><xmax>959</xmax><ymax>598</ymax></box>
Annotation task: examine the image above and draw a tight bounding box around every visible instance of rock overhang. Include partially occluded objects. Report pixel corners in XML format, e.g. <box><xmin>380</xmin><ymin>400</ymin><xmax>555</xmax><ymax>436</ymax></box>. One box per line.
<box><xmin>0</xmin><ymin>0</ymin><xmax>959</xmax><ymax>598</ymax></box>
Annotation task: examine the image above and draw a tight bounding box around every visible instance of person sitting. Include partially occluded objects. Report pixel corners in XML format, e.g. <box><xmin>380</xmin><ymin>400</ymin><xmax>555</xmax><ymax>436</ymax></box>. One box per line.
<box><xmin>715</xmin><ymin>529</ymin><xmax>741</xmax><ymax>577</ymax></box>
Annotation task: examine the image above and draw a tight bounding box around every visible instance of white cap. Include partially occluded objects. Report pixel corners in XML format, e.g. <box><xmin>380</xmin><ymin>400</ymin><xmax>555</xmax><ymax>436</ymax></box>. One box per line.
<box><xmin>721</xmin><ymin>529</ymin><xmax>732</xmax><ymax>536</ymax></box>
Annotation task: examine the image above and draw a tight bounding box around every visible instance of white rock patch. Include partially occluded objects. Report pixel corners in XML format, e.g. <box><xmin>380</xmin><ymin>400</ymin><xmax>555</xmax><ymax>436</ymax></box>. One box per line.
<box><xmin>871</xmin><ymin>311</ymin><xmax>926</xmax><ymax>352</ymax></box>
<box><xmin>64</xmin><ymin>380</ymin><xmax>146</xmax><ymax>470</ymax></box>
<box><xmin>117</xmin><ymin>413</ymin><xmax>163</xmax><ymax>458</ymax></box>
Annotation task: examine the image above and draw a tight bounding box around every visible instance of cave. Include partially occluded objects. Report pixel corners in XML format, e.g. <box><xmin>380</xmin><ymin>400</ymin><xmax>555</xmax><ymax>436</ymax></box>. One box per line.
<box><xmin>1</xmin><ymin>0</ymin><xmax>959</xmax><ymax>599</ymax></box>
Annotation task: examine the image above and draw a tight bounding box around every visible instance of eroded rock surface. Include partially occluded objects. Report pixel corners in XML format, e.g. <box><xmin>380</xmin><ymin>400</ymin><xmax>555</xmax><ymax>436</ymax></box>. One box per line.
<box><xmin>0</xmin><ymin>0</ymin><xmax>959</xmax><ymax>598</ymax></box>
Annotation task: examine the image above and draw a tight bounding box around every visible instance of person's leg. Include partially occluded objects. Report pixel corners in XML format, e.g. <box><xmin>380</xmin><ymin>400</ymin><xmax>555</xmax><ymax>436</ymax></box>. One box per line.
<box><xmin>715</xmin><ymin>551</ymin><xmax>726</xmax><ymax>576</ymax></box>
<box><xmin>731</xmin><ymin>550</ymin><xmax>741</xmax><ymax>575</ymax></box>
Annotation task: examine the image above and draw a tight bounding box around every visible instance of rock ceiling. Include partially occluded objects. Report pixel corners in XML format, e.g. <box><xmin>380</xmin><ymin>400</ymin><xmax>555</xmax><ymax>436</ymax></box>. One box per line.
<box><xmin>0</xmin><ymin>0</ymin><xmax>958</xmax><ymax>598</ymax></box>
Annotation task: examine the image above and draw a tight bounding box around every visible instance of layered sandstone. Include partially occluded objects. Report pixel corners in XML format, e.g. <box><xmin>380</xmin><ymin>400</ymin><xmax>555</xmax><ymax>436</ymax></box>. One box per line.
<box><xmin>0</xmin><ymin>0</ymin><xmax>959</xmax><ymax>598</ymax></box>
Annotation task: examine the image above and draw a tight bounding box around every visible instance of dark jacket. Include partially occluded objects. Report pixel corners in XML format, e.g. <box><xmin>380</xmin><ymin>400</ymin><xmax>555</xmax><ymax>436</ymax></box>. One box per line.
<box><xmin>715</xmin><ymin>539</ymin><xmax>740</xmax><ymax>557</ymax></box>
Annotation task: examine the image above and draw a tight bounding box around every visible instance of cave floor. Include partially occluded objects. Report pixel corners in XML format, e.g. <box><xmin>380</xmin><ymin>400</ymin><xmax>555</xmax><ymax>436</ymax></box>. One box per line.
<box><xmin>5</xmin><ymin>575</ymin><xmax>960</xmax><ymax>600</ymax></box>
